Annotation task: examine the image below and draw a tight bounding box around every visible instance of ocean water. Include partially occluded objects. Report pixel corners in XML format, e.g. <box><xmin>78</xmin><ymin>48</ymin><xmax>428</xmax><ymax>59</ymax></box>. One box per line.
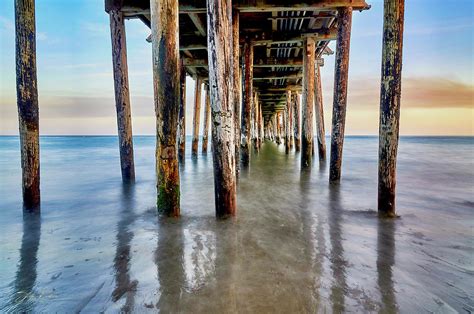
<box><xmin>0</xmin><ymin>135</ymin><xmax>473</xmax><ymax>312</ymax></box>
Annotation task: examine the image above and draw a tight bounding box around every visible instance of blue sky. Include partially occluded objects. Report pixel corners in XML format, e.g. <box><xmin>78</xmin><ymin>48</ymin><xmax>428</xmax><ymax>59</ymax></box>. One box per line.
<box><xmin>0</xmin><ymin>0</ymin><xmax>472</xmax><ymax>135</ymax></box>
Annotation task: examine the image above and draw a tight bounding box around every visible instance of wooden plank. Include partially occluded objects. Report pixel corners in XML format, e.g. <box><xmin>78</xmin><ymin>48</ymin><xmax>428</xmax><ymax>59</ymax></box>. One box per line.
<box><xmin>150</xmin><ymin>0</ymin><xmax>181</xmax><ymax>216</ymax></box>
<box><xmin>15</xmin><ymin>0</ymin><xmax>40</xmax><ymax>211</ymax></box>
<box><xmin>301</xmin><ymin>37</ymin><xmax>316</xmax><ymax>167</ymax></box>
<box><xmin>110</xmin><ymin>9</ymin><xmax>135</xmax><ymax>182</ymax></box>
<box><xmin>378</xmin><ymin>0</ymin><xmax>405</xmax><ymax>217</ymax></box>
<box><xmin>329</xmin><ymin>7</ymin><xmax>352</xmax><ymax>182</ymax></box>
<box><xmin>192</xmin><ymin>77</ymin><xmax>202</xmax><ymax>156</ymax></box>
<box><xmin>314</xmin><ymin>63</ymin><xmax>326</xmax><ymax>160</ymax></box>
<box><xmin>207</xmin><ymin>0</ymin><xmax>237</xmax><ymax>217</ymax></box>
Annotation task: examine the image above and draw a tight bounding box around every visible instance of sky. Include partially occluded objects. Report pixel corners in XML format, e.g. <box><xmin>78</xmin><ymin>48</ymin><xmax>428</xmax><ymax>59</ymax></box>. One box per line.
<box><xmin>0</xmin><ymin>0</ymin><xmax>473</xmax><ymax>135</ymax></box>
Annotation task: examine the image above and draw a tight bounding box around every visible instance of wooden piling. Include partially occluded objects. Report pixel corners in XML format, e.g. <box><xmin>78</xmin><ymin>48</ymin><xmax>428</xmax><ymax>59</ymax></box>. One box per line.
<box><xmin>192</xmin><ymin>77</ymin><xmax>202</xmax><ymax>156</ymax></box>
<box><xmin>314</xmin><ymin>63</ymin><xmax>327</xmax><ymax>160</ymax></box>
<box><xmin>109</xmin><ymin>9</ymin><xmax>135</xmax><ymax>182</ymax></box>
<box><xmin>207</xmin><ymin>0</ymin><xmax>237</xmax><ymax>217</ymax></box>
<box><xmin>232</xmin><ymin>9</ymin><xmax>241</xmax><ymax>175</ymax></box>
<box><xmin>259</xmin><ymin>103</ymin><xmax>264</xmax><ymax>146</ymax></box>
<box><xmin>150</xmin><ymin>0</ymin><xmax>180</xmax><ymax>216</ymax></box>
<box><xmin>285</xmin><ymin>90</ymin><xmax>291</xmax><ymax>154</ymax></box>
<box><xmin>378</xmin><ymin>0</ymin><xmax>405</xmax><ymax>217</ymax></box>
<box><xmin>330</xmin><ymin>7</ymin><xmax>352</xmax><ymax>182</ymax></box>
<box><xmin>241</xmin><ymin>40</ymin><xmax>253</xmax><ymax>165</ymax></box>
<box><xmin>15</xmin><ymin>0</ymin><xmax>40</xmax><ymax>211</ymax></box>
<box><xmin>294</xmin><ymin>94</ymin><xmax>301</xmax><ymax>152</ymax></box>
<box><xmin>301</xmin><ymin>37</ymin><xmax>316</xmax><ymax>167</ymax></box>
<box><xmin>178</xmin><ymin>60</ymin><xmax>186</xmax><ymax>161</ymax></box>
<box><xmin>288</xmin><ymin>92</ymin><xmax>293</xmax><ymax>150</ymax></box>
<box><xmin>202</xmin><ymin>85</ymin><xmax>210</xmax><ymax>153</ymax></box>
<box><xmin>253</xmin><ymin>94</ymin><xmax>259</xmax><ymax>151</ymax></box>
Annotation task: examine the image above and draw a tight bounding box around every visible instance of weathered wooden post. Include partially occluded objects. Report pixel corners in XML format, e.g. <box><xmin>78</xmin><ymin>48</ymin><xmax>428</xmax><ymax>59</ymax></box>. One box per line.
<box><xmin>301</xmin><ymin>37</ymin><xmax>316</xmax><ymax>167</ymax></box>
<box><xmin>285</xmin><ymin>90</ymin><xmax>291</xmax><ymax>154</ymax></box>
<box><xmin>253</xmin><ymin>94</ymin><xmax>259</xmax><ymax>151</ymax></box>
<box><xmin>241</xmin><ymin>40</ymin><xmax>253</xmax><ymax>165</ymax></box>
<box><xmin>192</xmin><ymin>77</ymin><xmax>203</xmax><ymax>156</ymax></box>
<box><xmin>15</xmin><ymin>0</ymin><xmax>40</xmax><ymax>211</ymax></box>
<box><xmin>207</xmin><ymin>0</ymin><xmax>237</xmax><ymax>217</ymax></box>
<box><xmin>314</xmin><ymin>63</ymin><xmax>326</xmax><ymax>160</ymax></box>
<box><xmin>202</xmin><ymin>85</ymin><xmax>211</xmax><ymax>153</ymax></box>
<box><xmin>259</xmin><ymin>104</ymin><xmax>264</xmax><ymax>146</ymax></box>
<box><xmin>330</xmin><ymin>7</ymin><xmax>352</xmax><ymax>182</ymax></box>
<box><xmin>294</xmin><ymin>94</ymin><xmax>301</xmax><ymax>152</ymax></box>
<box><xmin>109</xmin><ymin>7</ymin><xmax>135</xmax><ymax>181</ymax></box>
<box><xmin>150</xmin><ymin>0</ymin><xmax>180</xmax><ymax>216</ymax></box>
<box><xmin>178</xmin><ymin>60</ymin><xmax>186</xmax><ymax>161</ymax></box>
<box><xmin>232</xmin><ymin>9</ymin><xmax>241</xmax><ymax>174</ymax></box>
<box><xmin>378</xmin><ymin>0</ymin><xmax>405</xmax><ymax>217</ymax></box>
<box><xmin>288</xmin><ymin>92</ymin><xmax>293</xmax><ymax>150</ymax></box>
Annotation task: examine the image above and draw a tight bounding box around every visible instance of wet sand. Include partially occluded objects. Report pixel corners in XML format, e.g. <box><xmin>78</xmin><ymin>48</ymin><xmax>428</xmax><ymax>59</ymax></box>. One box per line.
<box><xmin>0</xmin><ymin>136</ymin><xmax>473</xmax><ymax>312</ymax></box>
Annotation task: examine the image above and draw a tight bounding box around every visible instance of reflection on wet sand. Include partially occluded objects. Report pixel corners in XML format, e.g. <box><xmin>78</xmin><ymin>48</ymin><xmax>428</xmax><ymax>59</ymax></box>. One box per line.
<box><xmin>328</xmin><ymin>185</ymin><xmax>347</xmax><ymax>313</ymax></box>
<box><xmin>9</xmin><ymin>212</ymin><xmax>41</xmax><ymax>312</ymax></box>
<box><xmin>112</xmin><ymin>183</ymin><xmax>138</xmax><ymax>311</ymax></box>
<box><xmin>377</xmin><ymin>218</ymin><xmax>397</xmax><ymax>312</ymax></box>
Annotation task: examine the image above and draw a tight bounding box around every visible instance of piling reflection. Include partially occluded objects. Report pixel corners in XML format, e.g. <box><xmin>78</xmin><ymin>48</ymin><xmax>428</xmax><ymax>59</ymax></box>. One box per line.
<box><xmin>111</xmin><ymin>183</ymin><xmax>138</xmax><ymax>311</ymax></box>
<box><xmin>377</xmin><ymin>218</ymin><xmax>398</xmax><ymax>312</ymax></box>
<box><xmin>328</xmin><ymin>185</ymin><xmax>347</xmax><ymax>312</ymax></box>
<box><xmin>10</xmin><ymin>211</ymin><xmax>41</xmax><ymax>312</ymax></box>
<box><xmin>155</xmin><ymin>218</ymin><xmax>185</xmax><ymax>312</ymax></box>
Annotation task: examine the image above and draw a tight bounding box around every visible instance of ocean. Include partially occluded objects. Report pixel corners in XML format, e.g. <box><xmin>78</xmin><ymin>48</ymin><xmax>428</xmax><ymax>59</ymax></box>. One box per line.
<box><xmin>0</xmin><ymin>135</ymin><xmax>473</xmax><ymax>312</ymax></box>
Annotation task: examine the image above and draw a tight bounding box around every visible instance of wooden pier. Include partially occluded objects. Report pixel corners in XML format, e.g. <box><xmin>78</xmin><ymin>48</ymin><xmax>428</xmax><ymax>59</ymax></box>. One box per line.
<box><xmin>15</xmin><ymin>0</ymin><xmax>405</xmax><ymax>218</ymax></box>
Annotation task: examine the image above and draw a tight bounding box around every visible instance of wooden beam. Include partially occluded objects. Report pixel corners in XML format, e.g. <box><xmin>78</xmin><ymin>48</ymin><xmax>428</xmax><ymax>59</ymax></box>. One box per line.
<box><xmin>293</xmin><ymin>94</ymin><xmax>301</xmax><ymax>152</ymax></box>
<box><xmin>378</xmin><ymin>0</ymin><xmax>405</xmax><ymax>218</ymax></box>
<box><xmin>188</xmin><ymin>13</ymin><xmax>206</xmax><ymax>36</ymax></box>
<box><xmin>241</xmin><ymin>40</ymin><xmax>253</xmax><ymax>166</ymax></box>
<box><xmin>178</xmin><ymin>60</ymin><xmax>186</xmax><ymax>161</ymax></box>
<box><xmin>251</xmin><ymin>28</ymin><xmax>338</xmax><ymax>46</ymax></box>
<box><xmin>330</xmin><ymin>7</ymin><xmax>352</xmax><ymax>182</ymax></box>
<box><xmin>202</xmin><ymin>85</ymin><xmax>210</xmax><ymax>153</ymax></box>
<box><xmin>192</xmin><ymin>77</ymin><xmax>203</xmax><ymax>156</ymax></box>
<box><xmin>314</xmin><ymin>63</ymin><xmax>327</xmax><ymax>160</ymax></box>
<box><xmin>207</xmin><ymin>0</ymin><xmax>237</xmax><ymax>217</ymax></box>
<box><xmin>182</xmin><ymin>57</ymin><xmax>323</xmax><ymax>68</ymax></box>
<box><xmin>301</xmin><ymin>37</ymin><xmax>316</xmax><ymax>167</ymax></box>
<box><xmin>150</xmin><ymin>0</ymin><xmax>181</xmax><ymax>216</ymax></box>
<box><xmin>109</xmin><ymin>9</ymin><xmax>135</xmax><ymax>182</ymax></box>
<box><xmin>15</xmin><ymin>0</ymin><xmax>40</xmax><ymax>211</ymax></box>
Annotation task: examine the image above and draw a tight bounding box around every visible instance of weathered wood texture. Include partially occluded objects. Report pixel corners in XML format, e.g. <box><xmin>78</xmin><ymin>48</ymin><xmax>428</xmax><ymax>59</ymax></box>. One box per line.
<box><xmin>192</xmin><ymin>77</ymin><xmax>202</xmax><ymax>156</ymax></box>
<box><xmin>150</xmin><ymin>0</ymin><xmax>180</xmax><ymax>216</ymax></box>
<box><xmin>293</xmin><ymin>94</ymin><xmax>301</xmax><ymax>152</ymax></box>
<box><xmin>314</xmin><ymin>63</ymin><xmax>326</xmax><ymax>160</ymax></box>
<box><xmin>288</xmin><ymin>92</ymin><xmax>293</xmax><ymax>149</ymax></box>
<box><xmin>241</xmin><ymin>40</ymin><xmax>253</xmax><ymax>165</ymax></box>
<box><xmin>15</xmin><ymin>0</ymin><xmax>40</xmax><ymax>211</ymax></box>
<box><xmin>301</xmin><ymin>37</ymin><xmax>315</xmax><ymax>167</ymax></box>
<box><xmin>253</xmin><ymin>94</ymin><xmax>259</xmax><ymax>151</ymax></box>
<box><xmin>378</xmin><ymin>0</ymin><xmax>404</xmax><ymax>217</ymax></box>
<box><xmin>330</xmin><ymin>7</ymin><xmax>352</xmax><ymax>182</ymax></box>
<box><xmin>202</xmin><ymin>85</ymin><xmax>211</xmax><ymax>153</ymax></box>
<box><xmin>232</xmin><ymin>10</ymin><xmax>241</xmax><ymax>175</ymax></box>
<box><xmin>259</xmin><ymin>103</ymin><xmax>264</xmax><ymax>146</ymax></box>
<box><xmin>285</xmin><ymin>90</ymin><xmax>291</xmax><ymax>154</ymax></box>
<box><xmin>178</xmin><ymin>60</ymin><xmax>186</xmax><ymax>160</ymax></box>
<box><xmin>207</xmin><ymin>0</ymin><xmax>237</xmax><ymax>217</ymax></box>
<box><xmin>110</xmin><ymin>9</ymin><xmax>135</xmax><ymax>182</ymax></box>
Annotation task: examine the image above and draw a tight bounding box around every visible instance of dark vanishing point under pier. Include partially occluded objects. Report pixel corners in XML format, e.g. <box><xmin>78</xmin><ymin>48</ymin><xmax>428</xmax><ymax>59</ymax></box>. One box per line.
<box><xmin>3</xmin><ymin>0</ymin><xmax>473</xmax><ymax>312</ymax></box>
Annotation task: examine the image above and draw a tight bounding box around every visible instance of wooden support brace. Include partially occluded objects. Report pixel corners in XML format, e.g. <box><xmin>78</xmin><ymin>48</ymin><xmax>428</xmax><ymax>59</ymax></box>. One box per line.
<box><xmin>330</xmin><ymin>7</ymin><xmax>352</xmax><ymax>182</ymax></box>
<box><xmin>110</xmin><ymin>9</ymin><xmax>135</xmax><ymax>182</ymax></box>
<box><xmin>378</xmin><ymin>0</ymin><xmax>404</xmax><ymax>217</ymax></box>
<box><xmin>207</xmin><ymin>0</ymin><xmax>237</xmax><ymax>217</ymax></box>
<box><xmin>151</xmin><ymin>0</ymin><xmax>181</xmax><ymax>216</ymax></box>
<box><xmin>15</xmin><ymin>0</ymin><xmax>40</xmax><ymax>211</ymax></box>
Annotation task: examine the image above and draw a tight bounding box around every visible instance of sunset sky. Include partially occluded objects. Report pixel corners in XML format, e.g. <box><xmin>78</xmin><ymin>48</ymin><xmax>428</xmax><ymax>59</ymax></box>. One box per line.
<box><xmin>0</xmin><ymin>0</ymin><xmax>472</xmax><ymax>135</ymax></box>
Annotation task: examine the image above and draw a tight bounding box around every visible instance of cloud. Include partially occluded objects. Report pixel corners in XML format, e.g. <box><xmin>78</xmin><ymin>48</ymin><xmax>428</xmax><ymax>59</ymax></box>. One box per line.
<box><xmin>343</xmin><ymin>77</ymin><xmax>474</xmax><ymax>109</ymax></box>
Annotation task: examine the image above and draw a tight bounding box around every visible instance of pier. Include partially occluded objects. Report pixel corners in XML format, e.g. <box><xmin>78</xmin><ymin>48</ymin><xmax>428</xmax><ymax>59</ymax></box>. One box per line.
<box><xmin>15</xmin><ymin>0</ymin><xmax>405</xmax><ymax>218</ymax></box>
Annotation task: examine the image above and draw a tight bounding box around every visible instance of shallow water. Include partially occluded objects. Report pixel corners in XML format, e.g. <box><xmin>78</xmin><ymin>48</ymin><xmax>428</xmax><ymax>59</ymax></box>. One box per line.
<box><xmin>0</xmin><ymin>136</ymin><xmax>473</xmax><ymax>312</ymax></box>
